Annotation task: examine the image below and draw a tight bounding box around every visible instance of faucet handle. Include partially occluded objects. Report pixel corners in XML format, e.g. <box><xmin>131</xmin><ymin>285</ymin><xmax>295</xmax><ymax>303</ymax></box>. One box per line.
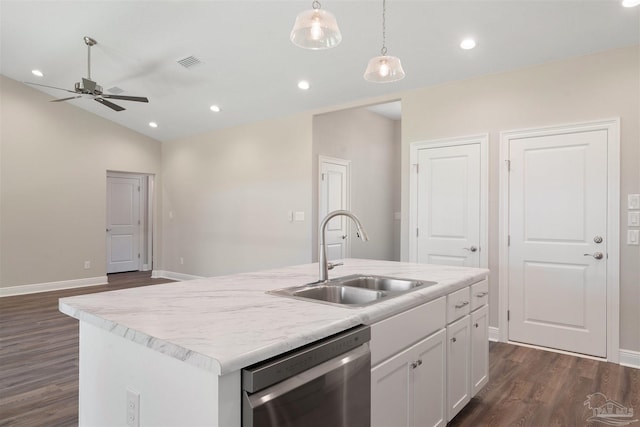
<box><xmin>327</xmin><ymin>262</ymin><xmax>344</xmax><ymax>270</ymax></box>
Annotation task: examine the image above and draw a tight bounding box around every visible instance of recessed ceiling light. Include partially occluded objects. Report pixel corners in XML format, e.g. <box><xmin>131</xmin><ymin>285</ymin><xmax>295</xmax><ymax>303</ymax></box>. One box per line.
<box><xmin>460</xmin><ymin>38</ymin><xmax>477</xmax><ymax>50</ymax></box>
<box><xmin>31</xmin><ymin>69</ymin><xmax>44</xmax><ymax>77</ymax></box>
<box><xmin>148</xmin><ymin>122</ymin><xmax>158</xmax><ymax>128</ymax></box>
<box><xmin>210</xmin><ymin>105</ymin><xmax>221</xmax><ymax>112</ymax></box>
<box><xmin>622</xmin><ymin>0</ymin><xmax>640</xmax><ymax>7</ymax></box>
<box><xmin>297</xmin><ymin>80</ymin><xmax>310</xmax><ymax>90</ymax></box>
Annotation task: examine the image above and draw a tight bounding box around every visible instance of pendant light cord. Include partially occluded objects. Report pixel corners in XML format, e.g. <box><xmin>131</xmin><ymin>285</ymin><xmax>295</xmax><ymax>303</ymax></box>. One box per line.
<box><xmin>381</xmin><ymin>0</ymin><xmax>387</xmax><ymax>56</ymax></box>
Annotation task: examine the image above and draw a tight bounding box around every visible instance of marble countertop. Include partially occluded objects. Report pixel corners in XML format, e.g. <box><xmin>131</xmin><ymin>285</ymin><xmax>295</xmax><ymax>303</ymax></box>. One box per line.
<box><xmin>59</xmin><ymin>259</ymin><xmax>488</xmax><ymax>375</ymax></box>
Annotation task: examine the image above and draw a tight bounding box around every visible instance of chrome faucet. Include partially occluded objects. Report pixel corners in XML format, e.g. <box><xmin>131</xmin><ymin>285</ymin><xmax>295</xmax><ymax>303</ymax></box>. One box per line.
<box><xmin>318</xmin><ymin>210</ymin><xmax>369</xmax><ymax>282</ymax></box>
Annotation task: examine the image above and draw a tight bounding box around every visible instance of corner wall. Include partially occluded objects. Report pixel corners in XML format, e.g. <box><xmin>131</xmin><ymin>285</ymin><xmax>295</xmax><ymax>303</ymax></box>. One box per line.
<box><xmin>0</xmin><ymin>75</ymin><xmax>162</xmax><ymax>289</ymax></box>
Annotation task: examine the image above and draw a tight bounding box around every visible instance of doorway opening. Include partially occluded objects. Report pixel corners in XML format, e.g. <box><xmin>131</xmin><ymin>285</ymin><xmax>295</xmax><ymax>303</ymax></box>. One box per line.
<box><xmin>106</xmin><ymin>171</ymin><xmax>155</xmax><ymax>274</ymax></box>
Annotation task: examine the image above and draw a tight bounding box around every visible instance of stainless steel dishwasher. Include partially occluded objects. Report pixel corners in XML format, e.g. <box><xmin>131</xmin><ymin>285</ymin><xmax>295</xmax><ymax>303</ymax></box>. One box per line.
<box><xmin>241</xmin><ymin>325</ymin><xmax>371</xmax><ymax>427</ymax></box>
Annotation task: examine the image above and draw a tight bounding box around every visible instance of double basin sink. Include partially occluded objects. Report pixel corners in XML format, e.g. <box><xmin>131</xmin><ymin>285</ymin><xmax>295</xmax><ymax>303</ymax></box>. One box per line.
<box><xmin>268</xmin><ymin>275</ymin><xmax>437</xmax><ymax>308</ymax></box>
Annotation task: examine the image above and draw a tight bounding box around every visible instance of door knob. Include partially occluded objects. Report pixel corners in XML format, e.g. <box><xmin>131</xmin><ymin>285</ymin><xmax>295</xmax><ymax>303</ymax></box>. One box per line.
<box><xmin>341</xmin><ymin>235</ymin><xmax>347</xmax><ymax>240</ymax></box>
<box><xmin>584</xmin><ymin>252</ymin><xmax>604</xmax><ymax>260</ymax></box>
<box><xmin>106</xmin><ymin>228</ymin><xmax>111</xmax><ymax>232</ymax></box>
<box><xmin>463</xmin><ymin>246</ymin><xmax>478</xmax><ymax>252</ymax></box>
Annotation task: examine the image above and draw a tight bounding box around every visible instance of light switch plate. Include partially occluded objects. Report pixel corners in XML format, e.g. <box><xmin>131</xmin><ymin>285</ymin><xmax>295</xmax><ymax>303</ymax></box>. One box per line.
<box><xmin>629</xmin><ymin>212</ymin><xmax>640</xmax><ymax>227</ymax></box>
<box><xmin>628</xmin><ymin>194</ymin><xmax>640</xmax><ymax>210</ymax></box>
<box><xmin>627</xmin><ymin>230</ymin><xmax>640</xmax><ymax>245</ymax></box>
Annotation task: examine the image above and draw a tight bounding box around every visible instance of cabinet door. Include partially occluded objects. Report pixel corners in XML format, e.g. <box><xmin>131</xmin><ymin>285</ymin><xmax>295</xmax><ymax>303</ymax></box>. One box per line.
<box><xmin>447</xmin><ymin>315</ymin><xmax>471</xmax><ymax>421</ymax></box>
<box><xmin>471</xmin><ymin>305</ymin><xmax>489</xmax><ymax>396</ymax></box>
<box><xmin>413</xmin><ymin>329</ymin><xmax>447</xmax><ymax>427</ymax></box>
<box><xmin>372</xmin><ymin>345</ymin><xmax>413</xmax><ymax>427</ymax></box>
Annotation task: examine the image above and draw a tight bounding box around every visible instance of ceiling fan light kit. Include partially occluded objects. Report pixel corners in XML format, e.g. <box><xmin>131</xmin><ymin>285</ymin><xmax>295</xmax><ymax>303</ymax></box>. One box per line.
<box><xmin>290</xmin><ymin>1</ymin><xmax>342</xmax><ymax>50</ymax></box>
<box><xmin>24</xmin><ymin>36</ymin><xmax>149</xmax><ymax>112</ymax></box>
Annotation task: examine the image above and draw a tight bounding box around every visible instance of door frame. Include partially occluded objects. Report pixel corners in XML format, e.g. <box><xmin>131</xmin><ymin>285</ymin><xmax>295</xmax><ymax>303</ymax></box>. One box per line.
<box><xmin>498</xmin><ymin>118</ymin><xmax>620</xmax><ymax>362</ymax></box>
<box><xmin>409</xmin><ymin>134</ymin><xmax>489</xmax><ymax>268</ymax></box>
<box><xmin>106</xmin><ymin>171</ymin><xmax>155</xmax><ymax>273</ymax></box>
<box><xmin>318</xmin><ymin>155</ymin><xmax>352</xmax><ymax>258</ymax></box>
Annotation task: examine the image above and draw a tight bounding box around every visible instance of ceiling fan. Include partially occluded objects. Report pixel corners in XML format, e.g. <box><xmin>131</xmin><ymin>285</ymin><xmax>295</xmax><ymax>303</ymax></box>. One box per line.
<box><xmin>25</xmin><ymin>36</ymin><xmax>149</xmax><ymax>112</ymax></box>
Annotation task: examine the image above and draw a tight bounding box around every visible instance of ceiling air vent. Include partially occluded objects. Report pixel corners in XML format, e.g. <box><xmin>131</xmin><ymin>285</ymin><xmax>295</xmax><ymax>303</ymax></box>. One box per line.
<box><xmin>107</xmin><ymin>86</ymin><xmax>124</xmax><ymax>95</ymax></box>
<box><xmin>176</xmin><ymin>55</ymin><xmax>204</xmax><ymax>69</ymax></box>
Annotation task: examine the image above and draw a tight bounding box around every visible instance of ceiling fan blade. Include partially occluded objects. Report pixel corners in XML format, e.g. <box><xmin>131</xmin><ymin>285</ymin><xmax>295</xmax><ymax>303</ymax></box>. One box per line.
<box><xmin>102</xmin><ymin>95</ymin><xmax>149</xmax><ymax>103</ymax></box>
<box><xmin>51</xmin><ymin>96</ymin><xmax>82</xmax><ymax>102</ymax></box>
<box><xmin>95</xmin><ymin>97</ymin><xmax>125</xmax><ymax>112</ymax></box>
<box><xmin>24</xmin><ymin>81</ymin><xmax>77</xmax><ymax>94</ymax></box>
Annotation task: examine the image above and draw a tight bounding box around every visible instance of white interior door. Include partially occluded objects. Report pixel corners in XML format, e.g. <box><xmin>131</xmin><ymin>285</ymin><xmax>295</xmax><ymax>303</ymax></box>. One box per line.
<box><xmin>107</xmin><ymin>176</ymin><xmax>141</xmax><ymax>273</ymax></box>
<box><xmin>507</xmin><ymin>129</ymin><xmax>608</xmax><ymax>357</ymax></box>
<box><xmin>319</xmin><ymin>157</ymin><xmax>350</xmax><ymax>261</ymax></box>
<box><xmin>415</xmin><ymin>144</ymin><xmax>481</xmax><ymax>267</ymax></box>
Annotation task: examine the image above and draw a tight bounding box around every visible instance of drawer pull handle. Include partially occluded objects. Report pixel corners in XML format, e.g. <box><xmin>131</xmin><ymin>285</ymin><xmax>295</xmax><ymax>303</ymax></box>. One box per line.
<box><xmin>454</xmin><ymin>301</ymin><xmax>469</xmax><ymax>309</ymax></box>
<box><xmin>410</xmin><ymin>359</ymin><xmax>423</xmax><ymax>369</ymax></box>
<box><xmin>475</xmin><ymin>291</ymin><xmax>488</xmax><ymax>298</ymax></box>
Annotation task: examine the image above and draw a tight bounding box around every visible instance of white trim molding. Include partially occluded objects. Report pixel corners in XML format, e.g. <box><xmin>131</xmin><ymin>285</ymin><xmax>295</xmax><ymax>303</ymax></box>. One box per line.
<box><xmin>488</xmin><ymin>327</ymin><xmax>500</xmax><ymax>342</ymax></box>
<box><xmin>151</xmin><ymin>270</ymin><xmax>204</xmax><ymax>281</ymax></box>
<box><xmin>619</xmin><ymin>349</ymin><xmax>640</xmax><ymax>369</ymax></box>
<box><xmin>499</xmin><ymin>118</ymin><xmax>620</xmax><ymax>363</ymax></box>
<box><xmin>0</xmin><ymin>276</ymin><xmax>108</xmax><ymax>297</ymax></box>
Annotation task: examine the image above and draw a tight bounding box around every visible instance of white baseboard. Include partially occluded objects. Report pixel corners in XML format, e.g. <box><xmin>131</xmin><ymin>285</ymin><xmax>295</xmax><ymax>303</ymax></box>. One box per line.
<box><xmin>619</xmin><ymin>349</ymin><xmax>640</xmax><ymax>369</ymax></box>
<box><xmin>0</xmin><ymin>276</ymin><xmax>108</xmax><ymax>297</ymax></box>
<box><xmin>487</xmin><ymin>326</ymin><xmax>639</xmax><ymax>369</ymax></box>
<box><xmin>489</xmin><ymin>326</ymin><xmax>500</xmax><ymax>342</ymax></box>
<box><xmin>151</xmin><ymin>270</ymin><xmax>204</xmax><ymax>281</ymax></box>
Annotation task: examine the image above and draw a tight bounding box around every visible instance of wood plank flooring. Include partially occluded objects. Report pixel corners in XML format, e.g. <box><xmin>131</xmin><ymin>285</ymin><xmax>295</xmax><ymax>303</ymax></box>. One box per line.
<box><xmin>1</xmin><ymin>272</ymin><xmax>638</xmax><ymax>426</ymax></box>
<box><xmin>0</xmin><ymin>272</ymin><xmax>173</xmax><ymax>427</ymax></box>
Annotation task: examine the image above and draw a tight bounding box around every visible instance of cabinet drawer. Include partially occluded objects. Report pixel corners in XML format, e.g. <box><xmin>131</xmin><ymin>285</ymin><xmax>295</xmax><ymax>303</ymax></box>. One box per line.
<box><xmin>447</xmin><ymin>287</ymin><xmax>471</xmax><ymax>324</ymax></box>
<box><xmin>471</xmin><ymin>279</ymin><xmax>489</xmax><ymax>311</ymax></box>
<box><xmin>371</xmin><ymin>296</ymin><xmax>446</xmax><ymax>367</ymax></box>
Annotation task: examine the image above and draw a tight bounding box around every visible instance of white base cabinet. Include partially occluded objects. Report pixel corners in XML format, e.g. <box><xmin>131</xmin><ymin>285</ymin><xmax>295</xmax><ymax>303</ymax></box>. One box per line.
<box><xmin>371</xmin><ymin>278</ymin><xmax>489</xmax><ymax>427</ymax></box>
<box><xmin>372</xmin><ymin>329</ymin><xmax>447</xmax><ymax>427</ymax></box>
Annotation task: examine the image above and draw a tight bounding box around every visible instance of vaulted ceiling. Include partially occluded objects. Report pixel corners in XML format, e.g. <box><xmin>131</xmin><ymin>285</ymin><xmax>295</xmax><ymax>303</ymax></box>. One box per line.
<box><xmin>1</xmin><ymin>1</ymin><xmax>638</xmax><ymax>142</ymax></box>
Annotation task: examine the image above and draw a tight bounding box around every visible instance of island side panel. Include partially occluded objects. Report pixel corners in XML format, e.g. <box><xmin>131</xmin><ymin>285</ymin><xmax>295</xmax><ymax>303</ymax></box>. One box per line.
<box><xmin>78</xmin><ymin>322</ymin><xmax>240</xmax><ymax>427</ymax></box>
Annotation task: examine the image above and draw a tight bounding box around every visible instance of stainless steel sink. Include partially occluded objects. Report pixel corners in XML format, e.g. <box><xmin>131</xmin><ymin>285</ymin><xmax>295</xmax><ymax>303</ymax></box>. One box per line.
<box><xmin>268</xmin><ymin>275</ymin><xmax>437</xmax><ymax>308</ymax></box>
<box><xmin>332</xmin><ymin>275</ymin><xmax>436</xmax><ymax>292</ymax></box>
<box><xmin>293</xmin><ymin>285</ymin><xmax>385</xmax><ymax>305</ymax></box>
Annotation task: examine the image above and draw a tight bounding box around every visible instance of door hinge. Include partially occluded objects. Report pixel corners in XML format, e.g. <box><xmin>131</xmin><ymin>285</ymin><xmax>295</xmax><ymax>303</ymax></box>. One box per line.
<box><xmin>414</xmin><ymin>164</ymin><xmax>419</xmax><ymax>174</ymax></box>
<box><xmin>138</xmin><ymin>186</ymin><xmax>141</xmax><ymax>192</ymax></box>
<box><xmin>138</xmin><ymin>220</ymin><xmax>141</xmax><ymax>225</ymax></box>
<box><xmin>416</xmin><ymin>228</ymin><xmax>419</xmax><ymax>237</ymax></box>
<box><xmin>321</xmin><ymin>173</ymin><xmax>325</xmax><ymax>181</ymax></box>
<box><xmin>138</xmin><ymin>253</ymin><xmax>140</xmax><ymax>259</ymax></box>
<box><xmin>508</xmin><ymin>235</ymin><xmax>511</xmax><ymax>246</ymax></box>
<box><xmin>507</xmin><ymin>310</ymin><xmax>510</xmax><ymax>321</ymax></box>
<box><xmin>505</xmin><ymin>160</ymin><xmax>511</xmax><ymax>172</ymax></box>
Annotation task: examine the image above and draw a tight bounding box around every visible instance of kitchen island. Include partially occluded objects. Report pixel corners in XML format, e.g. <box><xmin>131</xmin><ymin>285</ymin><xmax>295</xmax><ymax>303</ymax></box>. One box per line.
<box><xmin>60</xmin><ymin>259</ymin><xmax>489</xmax><ymax>426</ymax></box>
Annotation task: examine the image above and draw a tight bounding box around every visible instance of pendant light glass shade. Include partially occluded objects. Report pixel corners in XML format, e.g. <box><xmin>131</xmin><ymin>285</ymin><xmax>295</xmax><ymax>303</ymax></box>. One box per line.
<box><xmin>290</xmin><ymin>2</ymin><xmax>342</xmax><ymax>50</ymax></box>
<box><xmin>364</xmin><ymin>55</ymin><xmax>405</xmax><ymax>83</ymax></box>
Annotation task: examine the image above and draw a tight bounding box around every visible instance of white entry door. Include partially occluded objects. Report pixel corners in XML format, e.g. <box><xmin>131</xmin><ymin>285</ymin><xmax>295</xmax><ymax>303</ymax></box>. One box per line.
<box><xmin>319</xmin><ymin>156</ymin><xmax>350</xmax><ymax>261</ymax></box>
<box><xmin>507</xmin><ymin>129</ymin><xmax>608</xmax><ymax>357</ymax></box>
<box><xmin>413</xmin><ymin>142</ymin><xmax>483</xmax><ymax>267</ymax></box>
<box><xmin>107</xmin><ymin>176</ymin><xmax>141</xmax><ymax>273</ymax></box>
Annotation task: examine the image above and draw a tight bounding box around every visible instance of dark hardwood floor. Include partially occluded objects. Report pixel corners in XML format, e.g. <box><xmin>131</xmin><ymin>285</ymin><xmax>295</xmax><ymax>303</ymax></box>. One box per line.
<box><xmin>0</xmin><ymin>272</ymin><xmax>174</xmax><ymax>427</ymax></box>
<box><xmin>1</xmin><ymin>272</ymin><xmax>638</xmax><ymax>426</ymax></box>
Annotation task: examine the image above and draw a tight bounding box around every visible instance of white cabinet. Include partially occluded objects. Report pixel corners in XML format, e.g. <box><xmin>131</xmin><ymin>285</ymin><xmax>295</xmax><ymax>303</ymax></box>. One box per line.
<box><xmin>471</xmin><ymin>304</ymin><xmax>489</xmax><ymax>395</ymax></box>
<box><xmin>446</xmin><ymin>314</ymin><xmax>471</xmax><ymax>421</ymax></box>
<box><xmin>371</xmin><ymin>278</ymin><xmax>489</xmax><ymax>427</ymax></box>
<box><xmin>372</xmin><ymin>329</ymin><xmax>446</xmax><ymax>427</ymax></box>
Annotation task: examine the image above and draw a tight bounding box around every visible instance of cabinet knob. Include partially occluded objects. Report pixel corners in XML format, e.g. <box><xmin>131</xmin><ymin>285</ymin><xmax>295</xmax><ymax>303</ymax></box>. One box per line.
<box><xmin>474</xmin><ymin>323</ymin><xmax>479</xmax><ymax>328</ymax></box>
<box><xmin>451</xmin><ymin>337</ymin><xmax>457</xmax><ymax>343</ymax></box>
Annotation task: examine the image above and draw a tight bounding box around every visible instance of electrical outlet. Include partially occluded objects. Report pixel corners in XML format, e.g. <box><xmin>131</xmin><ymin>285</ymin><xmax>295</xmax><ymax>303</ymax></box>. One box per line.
<box><xmin>628</xmin><ymin>211</ymin><xmax>640</xmax><ymax>227</ymax></box>
<box><xmin>179</xmin><ymin>257</ymin><xmax>184</xmax><ymax>265</ymax></box>
<box><xmin>628</xmin><ymin>194</ymin><xmax>640</xmax><ymax>210</ymax></box>
<box><xmin>627</xmin><ymin>230</ymin><xmax>640</xmax><ymax>245</ymax></box>
<box><xmin>126</xmin><ymin>388</ymin><xmax>140</xmax><ymax>427</ymax></box>
<box><xmin>84</xmin><ymin>261</ymin><xmax>91</xmax><ymax>269</ymax></box>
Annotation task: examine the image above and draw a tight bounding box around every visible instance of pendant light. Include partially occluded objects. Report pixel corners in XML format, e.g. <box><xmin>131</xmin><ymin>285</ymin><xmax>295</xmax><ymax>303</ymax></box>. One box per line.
<box><xmin>290</xmin><ymin>1</ymin><xmax>342</xmax><ymax>50</ymax></box>
<box><xmin>364</xmin><ymin>0</ymin><xmax>405</xmax><ymax>83</ymax></box>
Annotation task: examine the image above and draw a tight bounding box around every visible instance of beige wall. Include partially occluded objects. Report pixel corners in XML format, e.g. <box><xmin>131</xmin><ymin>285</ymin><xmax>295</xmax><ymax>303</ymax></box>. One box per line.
<box><xmin>312</xmin><ymin>107</ymin><xmax>401</xmax><ymax>262</ymax></box>
<box><xmin>400</xmin><ymin>45</ymin><xmax>640</xmax><ymax>351</ymax></box>
<box><xmin>0</xmin><ymin>75</ymin><xmax>163</xmax><ymax>288</ymax></box>
<box><xmin>161</xmin><ymin>113</ymin><xmax>313</xmax><ymax>277</ymax></box>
